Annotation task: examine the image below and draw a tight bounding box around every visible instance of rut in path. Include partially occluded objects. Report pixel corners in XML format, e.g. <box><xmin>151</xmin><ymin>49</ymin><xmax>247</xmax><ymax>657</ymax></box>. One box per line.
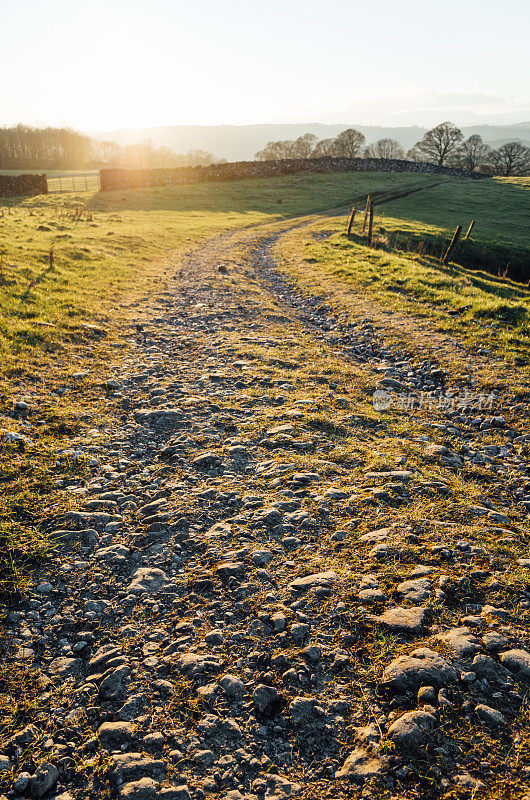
<box><xmin>3</xmin><ymin>217</ymin><xmax>530</xmax><ymax>800</ymax></box>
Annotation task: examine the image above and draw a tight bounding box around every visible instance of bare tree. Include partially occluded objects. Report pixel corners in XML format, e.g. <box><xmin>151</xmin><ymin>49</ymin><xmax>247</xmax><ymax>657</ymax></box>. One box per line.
<box><xmin>489</xmin><ymin>141</ymin><xmax>530</xmax><ymax>176</ymax></box>
<box><xmin>312</xmin><ymin>138</ymin><xmax>342</xmax><ymax>157</ymax></box>
<box><xmin>364</xmin><ymin>138</ymin><xmax>405</xmax><ymax>159</ymax></box>
<box><xmin>255</xmin><ymin>140</ymin><xmax>296</xmax><ymax>160</ymax></box>
<box><xmin>0</xmin><ymin>123</ymin><xmax>218</xmax><ymax>170</ymax></box>
<box><xmin>406</xmin><ymin>145</ymin><xmax>426</xmax><ymax>162</ymax></box>
<box><xmin>291</xmin><ymin>133</ymin><xmax>318</xmax><ymax>158</ymax></box>
<box><xmin>451</xmin><ymin>134</ymin><xmax>491</xmax><ymax>171</ymax></box>
<box><xmin>412</xmin><ymin>121</ymin><xmax>463</xmax><ymax>166</ymax></box>
<box><xmin>334</xmin><ymin>128</ymin><xmax>366</xmax><ymax>158</ymax></box>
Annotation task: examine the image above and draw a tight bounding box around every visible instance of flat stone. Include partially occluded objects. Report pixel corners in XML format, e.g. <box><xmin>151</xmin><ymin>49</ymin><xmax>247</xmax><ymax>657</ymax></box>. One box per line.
<box><xmin>289</xmin><ymin>571</ymin><xmax>337</xmax><ymax>594</ymax></box>
<box><xmin>117</xmin><ymin>694</ymin><xmax>147</xmax><ymax>721</ymax></box>
<box><xmin>217</xmin><ymin>561</ymin><xmax>245</xmax><ymax>581</ymax></box>
<box><xmin>471</xmin><ymin>654</ymin><xmax>510</xmax><ymax>684</ymax></box>
<box><xmin>98</xmin><ymin>721</ymin><xmax>135</xmax><ymax>750</ymax></box>
<box><xmin>253</xmin><ymin>684</ymin><xmax>278</xmax><ymax>713</ymax></box>
<box><xmin>135</xmin><ymin>408</ymin><xmax>183</xmax><ymax>428</ymax></box>
<box><xmin>290</xmin><ymin>696</ymin><xmax>323</xmax><ymax>725</ymax></box>
<box><xmin>476</xmin><ymin>704</ymin><xmax>507</xmax><ymax>727</ymax></box>
<box><xmin>358</xmin><ymin>588</ymin><xmax>386</xmax><ymax>604</ymax></box>
<box><xmin>482</xmin><ymin>632</ymin><xmax>509</xmax><ymax>652</ymax></box>
<box><xmin>335</xmin><ymin>748</ymin><xmax>387</xmax><ymax>782</ymax></box>
<box><xmin>192</xmin><ymin>452</ymin><xmax>222</xmax><ymax>469</ymax></box>
<box><xmin>100</xmin><ymin>666</ymin><xmax>130</xmax><ymax>699</ymax></box>
<box><xmin>89</xmin><ymin>644</ymin><xmax>121</xmax><ymax>671</ymax></box>
<box><xmin>388</xmin><ymin>710</ymin><xmax>436</xmax><ymax>750</ymax></box>
<box><xmin>66</xmin><ymin>511</ymin><xmax>112</xmax><ymax>528</ymax></box>
<box><xmin>251</xmin><ymin>549</ymin><xmax>274</xmax><ymax>566</ymax></box>
<box><xmin>359</xmin><ymin>528</ymin><xmax>390</xmax><ymax>543</ymax></box>
<box><xmin>264</xmin><ymin>774</ymin><xmax>301</xmax><ymax>799</ymax></box>
<box><xmin>397</xmin><ymin>578</ymin><xmax>431</xmax><ymax>604</ymax></box>
<box><xmin>220</xmin><ymin>674</ymin><xmax>245</xmax><ymax>700</ymax></box>
<box><xmin>425</xmin><ymin>444</ymin><xmax>450</xmax><ymax>457</ymax></box>
<box><xmin>436</xmin><ymin>627</ymin><xmax>481</xmax><ymax>657</ymax></box>
<box><xmin>175</xmin><ymin>653</ymin><xmax>222</xmax><ymax>679</ymax></box>
<box><xmin>108</xmin><ymin>754</ymin><xmax>167</xmax><ymax>790</ymax></box>
<box><xmin>95</xmin><ymin>544</ymin><xmax>130</xmax><ymax>563</ymax></box>
<box><xmin>47</xmin><ymin>657</ymin><xmax>83</xmax><ymax>676</ymax></box>
<box><xmin>128</xmin><ymin>568</ymin><xmax>168</xmax><ymax>594</ymax></box>
<box><xmin>372</xmin><ymin>606</ymin><xmax>428</xmax><ymax>634</ymax></box>
<box><xmin>30</xmin><ymin>762</ymin><xmax>59</xmax><ymax>798</ymax></box>
<box><xmin>382</xmin><ymin>648</ymin><xmax>458</xmax><ymax>693</ymax></box>
<box><xmin>118</xmin><ymin>778</ymin><xmax>158</xmax><ymax>800</ymax></box>
<box><xmin>499</xmin><ymin>649</ymin><xmax>530</xmax><ymax>680</ymax></box>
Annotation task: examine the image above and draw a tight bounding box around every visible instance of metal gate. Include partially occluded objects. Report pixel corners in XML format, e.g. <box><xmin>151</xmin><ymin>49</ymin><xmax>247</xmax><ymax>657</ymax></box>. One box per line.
<box><xmin>47</xmin><ymin>172</ymin><xmax>100</xmax><ymax>193</ymax></box>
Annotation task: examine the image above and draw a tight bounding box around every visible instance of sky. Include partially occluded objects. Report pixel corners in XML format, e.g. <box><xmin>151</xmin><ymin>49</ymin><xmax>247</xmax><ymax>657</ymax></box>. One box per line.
<box><xmin>2</xmin><ymin>0</ymin><xmax>529</xmax><ymax>132</ymax></box>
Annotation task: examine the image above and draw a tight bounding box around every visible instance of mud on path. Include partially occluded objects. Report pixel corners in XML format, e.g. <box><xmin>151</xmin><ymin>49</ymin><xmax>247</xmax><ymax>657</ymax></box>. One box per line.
<box><xmin>2</xmin><ymin>213</ymin><xmax>530</xmax><ymax>800</ymax></box>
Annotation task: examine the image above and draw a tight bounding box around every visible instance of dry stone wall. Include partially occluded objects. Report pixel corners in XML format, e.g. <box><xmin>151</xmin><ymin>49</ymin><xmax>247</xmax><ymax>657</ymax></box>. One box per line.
<box><xmin>100</xmin><ymin>157</ymin><xmax>486</xmax><ymax>191</ymax></box>
<box><xmin>0</xmin><ymin>173</ymin><xmax>48</xmax><ymax>198</ymax></box>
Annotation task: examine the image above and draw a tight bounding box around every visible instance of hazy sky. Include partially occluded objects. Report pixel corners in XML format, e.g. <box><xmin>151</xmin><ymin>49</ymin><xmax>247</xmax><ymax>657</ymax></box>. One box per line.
<box><xmin>2</xmin><ymin>0</ymin><xmax>529</xmax><ymax>131</ymax></box>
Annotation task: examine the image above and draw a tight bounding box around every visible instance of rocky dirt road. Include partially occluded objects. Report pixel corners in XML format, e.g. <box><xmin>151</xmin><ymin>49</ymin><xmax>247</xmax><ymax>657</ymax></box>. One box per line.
<box><xmin>2</xmin><ymin>214</ymin><xmax>530</xmax><ymax>800</ymax></box>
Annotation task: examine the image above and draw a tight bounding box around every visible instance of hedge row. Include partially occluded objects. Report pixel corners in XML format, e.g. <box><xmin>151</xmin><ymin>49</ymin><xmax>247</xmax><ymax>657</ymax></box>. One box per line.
<box><xmin>0</xmin><ymin>173</ymin><xmax>48</xmax><ymax>198</ymax></box>
<box><xmin>99</xmin><ymin>156</ymin><xmax>486</xmax><ymax>191</ymax></box>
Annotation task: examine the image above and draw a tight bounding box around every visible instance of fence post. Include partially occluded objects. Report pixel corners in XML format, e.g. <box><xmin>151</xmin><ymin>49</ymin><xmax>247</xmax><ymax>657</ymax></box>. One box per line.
<box><xmin>84</xmin><ymin>174</ymin><xmax>88</xmax><ymax>191</ymax></box>
<box><xmin>362</xmin><ymin>195</ymin><xmax>371</xmax><ymax>234</ymax></box>
<box><xmin>463</xmin><ymin>219</ymin><xmax>475</xmax><ymax>240</ymax></box>
<box><xmin>346</xmin><ymin>205</ymin><xmax>356</xmax><ymax>235</ymax></box>
<box><xmin>442</xmin><ymin>225</ymin><xmax>462</xmax><ymax>264</ymax></box>
<box><xmin>368</xmin><ymin>203</ymin><xmax>375</xmax><ymax>246</ymax></box>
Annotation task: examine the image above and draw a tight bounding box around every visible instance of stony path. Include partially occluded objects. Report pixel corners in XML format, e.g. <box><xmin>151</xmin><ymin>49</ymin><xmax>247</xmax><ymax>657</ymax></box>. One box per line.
<box><xmin>2</xmin><ymin>217</ymin><xmax>530</xmax><ymax>800</ymax></box>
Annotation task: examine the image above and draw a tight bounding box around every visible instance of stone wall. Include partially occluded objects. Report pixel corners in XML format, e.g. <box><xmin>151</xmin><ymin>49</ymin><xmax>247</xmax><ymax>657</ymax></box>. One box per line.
<box><xmin>99</xmin><ymin>157</ymin><xmax>486</xmax><ymax>191</ymax></box>
<box><xmin>0</xmin><ymin>173</ymin><xmax>48</xmax><ymax>198</ymax></box>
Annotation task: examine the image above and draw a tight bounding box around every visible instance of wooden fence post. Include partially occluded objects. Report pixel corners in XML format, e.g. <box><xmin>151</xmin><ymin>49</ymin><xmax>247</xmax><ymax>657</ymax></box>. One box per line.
<box><xmin>463</xmin><ymin>219</ymin><xmax>475</xmax><ymax>240</ymax></box>
<box><xmin>368</xmin><ymin>203</ymin><xmax>375</xmax><ymax>246</ymax></box>
<box><xmin>346</xmin><ymin>205</ymin><xmax>356</xmax><ymax>235</ymax></box>
<box><xmin>362</xmin><ymin>195</ymin><xmax>371</xmax><ymax>234</ymax></box>
<box><xmin>442</xmin><ymin>225</ymin><xmax>462</xmax><ymax>264</ymax></box>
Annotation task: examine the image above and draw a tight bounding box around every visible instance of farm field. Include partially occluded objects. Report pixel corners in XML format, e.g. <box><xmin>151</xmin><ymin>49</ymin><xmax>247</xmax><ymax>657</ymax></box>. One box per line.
<box><xmin>1</xmin><ymin>169</ymin><xmax>530</xmax><ymax>800</ymax></box>
<box><xmin>0</xmin><ymin>171</ymin><xmax>438</xmax><ymax>359</ymax></box>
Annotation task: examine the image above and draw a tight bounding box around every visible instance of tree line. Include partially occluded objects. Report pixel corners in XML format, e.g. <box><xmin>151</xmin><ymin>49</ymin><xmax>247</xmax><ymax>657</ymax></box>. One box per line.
<box><xmin>0</xmin><ymin>124</ymin><xmax>219</xmax><ymax>170</ymax></box>
<box><xmin>255</xmin><ymin>122</ymin><xmax>530</xmax><ymax>176</ymax></box>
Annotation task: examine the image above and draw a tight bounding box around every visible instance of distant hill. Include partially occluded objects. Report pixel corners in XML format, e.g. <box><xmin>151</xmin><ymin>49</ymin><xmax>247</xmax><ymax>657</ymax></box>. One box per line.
<box><xmin>94</xmin><ymin>122</ymin><xmax>530</xmax><ymax>162</ymax></box>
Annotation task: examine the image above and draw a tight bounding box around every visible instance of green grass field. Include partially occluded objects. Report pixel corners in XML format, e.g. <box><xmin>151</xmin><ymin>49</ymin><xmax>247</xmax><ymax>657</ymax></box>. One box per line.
<box><xmin>372</xmin><ymin>176</ymin><xmax>530</xmax><ymax>278</ymax></box>
<box><xmin>381</xmin><ymin>176</ymin><xmax>530</xmax><ymax>247</ymax></box>
<box><xmin>276</xmin><ymin>176</ymin><xmax>530</xmax><ymax>363</ymax></box>
<box><xmin>0</xmin><ymin>171</ymin><xmax>436</xmax><ymax>357</ymax></box>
